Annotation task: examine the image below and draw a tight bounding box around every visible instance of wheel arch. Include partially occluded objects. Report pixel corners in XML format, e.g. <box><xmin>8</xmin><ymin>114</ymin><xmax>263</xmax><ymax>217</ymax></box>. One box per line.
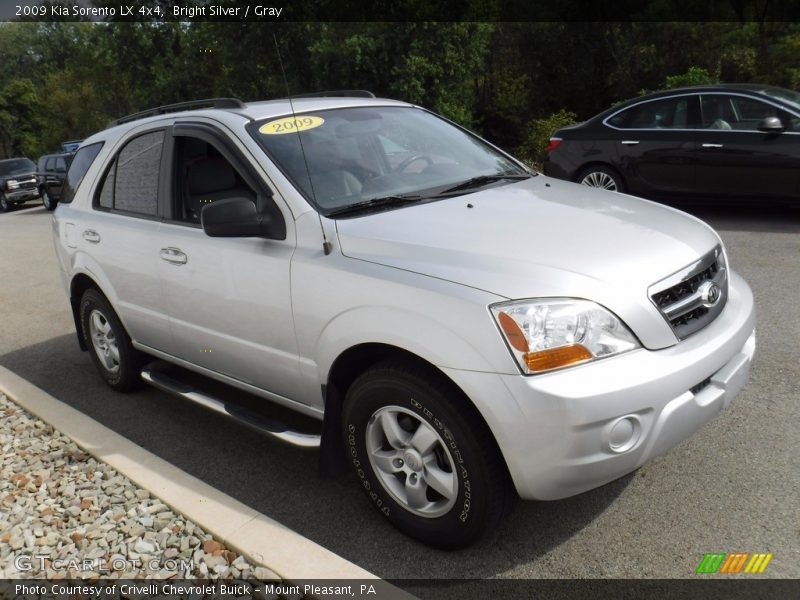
<box><xmin>69</xmin><ymin>271</ymin><xmax>125</xmax><ymax>351</ymax></box>
<box><xmin>319</xmin><ymin>342</ymin><xmax>511</xmax><ymax>488</ymax></box>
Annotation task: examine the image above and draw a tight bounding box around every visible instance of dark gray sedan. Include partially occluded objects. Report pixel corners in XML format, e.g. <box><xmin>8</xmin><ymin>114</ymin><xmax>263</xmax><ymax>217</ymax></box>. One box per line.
<box><xmin>544</xmin><ymin>84</ymin><xmax>800</xmax><ymax>204</ymax></box>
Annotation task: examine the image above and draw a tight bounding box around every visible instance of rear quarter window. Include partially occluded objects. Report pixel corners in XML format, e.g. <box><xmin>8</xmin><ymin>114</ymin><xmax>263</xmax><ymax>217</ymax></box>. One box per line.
<box><xmin>61</xmin><ymin>143</ymin><xmax>104</xmax><ymax>204</ymax></box>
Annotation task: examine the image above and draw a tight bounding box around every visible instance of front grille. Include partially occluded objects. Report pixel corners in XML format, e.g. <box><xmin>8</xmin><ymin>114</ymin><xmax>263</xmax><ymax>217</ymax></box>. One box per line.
<box><xmin>649</xmin><ymin>246</ymin><xmax>728</xmax><ymax>340</ymax></box>
<box><xmin>16</xmin><ymin>177</ymin><xmax>37</xmax><ymax>190</ymax></box>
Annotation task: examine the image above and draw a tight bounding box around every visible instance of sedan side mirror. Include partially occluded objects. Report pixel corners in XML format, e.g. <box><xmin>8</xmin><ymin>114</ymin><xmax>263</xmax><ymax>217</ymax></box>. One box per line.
<box><xmin>757</xmin><ymin>116</ymin><xmax>785</xmax><ymax>133</ymax></box>
<box><xmin>201</xmin><ymin>197</ymin><xmax>282</xmax><ymax>239</ymax></box>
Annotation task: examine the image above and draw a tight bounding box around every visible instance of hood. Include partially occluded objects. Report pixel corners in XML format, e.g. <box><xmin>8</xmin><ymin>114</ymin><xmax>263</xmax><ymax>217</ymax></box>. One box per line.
<box><xmin>0</xmin><ymin>170</ymin><xmax>36</xmax><ymax>182</ymax></box>
<box><xmin>334</xmin><ymin>176</ymin><xmax>722</xmax><ymax>349</ymax></box>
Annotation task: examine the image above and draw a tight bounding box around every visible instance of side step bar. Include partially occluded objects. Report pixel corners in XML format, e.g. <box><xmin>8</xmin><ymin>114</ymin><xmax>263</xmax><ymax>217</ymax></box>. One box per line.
<box><xmin>141</xmin><ymin>363</ymin><xmax>321</xmax><ymax>449</ymax></box>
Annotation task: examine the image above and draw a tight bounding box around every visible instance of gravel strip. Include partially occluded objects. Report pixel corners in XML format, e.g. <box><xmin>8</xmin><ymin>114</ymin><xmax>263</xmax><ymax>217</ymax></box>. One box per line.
<box><xmin>0</xmin><ymin>394</ymin><xmax>280</xmax><ymax>581</ymax></box>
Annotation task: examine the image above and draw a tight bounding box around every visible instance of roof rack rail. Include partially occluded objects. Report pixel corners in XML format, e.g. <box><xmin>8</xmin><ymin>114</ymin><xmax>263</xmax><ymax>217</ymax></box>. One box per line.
<box><xmin>108</xmin><ymin>98</ymin><xmax>246</xmax><ymax>128</ymax></box>
<box><xmin>289</xmin><ymin>90</ymin><xmax>376</xmax><ymax>99</ymax></box>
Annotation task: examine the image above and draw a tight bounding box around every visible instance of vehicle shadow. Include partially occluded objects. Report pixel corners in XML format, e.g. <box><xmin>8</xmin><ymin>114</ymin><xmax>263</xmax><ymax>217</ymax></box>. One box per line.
<box><xmin>0</xmin><ymin>334</ymin><xmax>630</xmax><ymax>578</ymax></box>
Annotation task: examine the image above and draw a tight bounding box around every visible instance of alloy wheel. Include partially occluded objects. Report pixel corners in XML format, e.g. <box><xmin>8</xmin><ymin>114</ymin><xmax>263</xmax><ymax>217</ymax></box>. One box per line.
<box><xmin>88</xmin><ymin>309</ymin><xmax>120</xmax><ymax>374</ymax></box>
<box><xmin>365</xmin><ymin>405</ymin><xmax>458</xmax><ymax>518</ymax></box>
<box><xmin>581</xmin><ymin>171</ymin><xmax>618</xmax><ymax>191</ymax></box>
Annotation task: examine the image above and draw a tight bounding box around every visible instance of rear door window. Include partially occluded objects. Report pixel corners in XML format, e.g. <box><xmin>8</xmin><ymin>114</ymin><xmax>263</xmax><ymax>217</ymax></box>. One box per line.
<box><xmin>608</xmin><ymin>97</ymin><xmax>691</xmax><ymax>129</ymax></box>
<box><xmin>94</xmin><ymin>130</ymin><xmax>164</xmax><ymax>216</ymax></box>
<box><xmin>113</xmin><ymin>131</ymin><xmax>164</xmax><ymax>216</ymax></box>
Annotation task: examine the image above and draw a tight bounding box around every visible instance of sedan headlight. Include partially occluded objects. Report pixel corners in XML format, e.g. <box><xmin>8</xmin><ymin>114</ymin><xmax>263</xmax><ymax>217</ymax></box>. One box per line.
<box><xmin>6</xmin><ymin>179</ymin><xmax>19</xmax><ymax>190</ymax></box>
<box><xmin>490</xmin><ymin>299</ymin><xmax>640</xmax><ymax>374</ymax></box>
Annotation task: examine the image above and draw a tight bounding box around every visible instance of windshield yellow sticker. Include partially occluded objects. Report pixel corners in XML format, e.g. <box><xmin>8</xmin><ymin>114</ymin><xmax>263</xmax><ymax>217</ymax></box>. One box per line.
<box><xmin>259</xmin><ymin>116</ymin><xmax>325</xmax><ymax>135</ymax></box>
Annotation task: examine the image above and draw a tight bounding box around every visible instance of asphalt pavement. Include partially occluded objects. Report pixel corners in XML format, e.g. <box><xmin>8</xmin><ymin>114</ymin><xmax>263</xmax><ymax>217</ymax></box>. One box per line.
<box><xmin>0</xmin><ymin>202</ymin><xmax>798</xmax><ymax>579</ymax></box>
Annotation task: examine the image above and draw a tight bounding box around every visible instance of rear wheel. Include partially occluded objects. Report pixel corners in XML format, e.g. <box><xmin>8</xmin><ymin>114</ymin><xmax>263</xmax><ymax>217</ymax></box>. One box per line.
<box><xmin>80</xmin><ymin>289</ymin><xmax>145</xmax><ymax>392</ymax></box>
<box><xmin>577</xmin><ymin>165</ymin><xmax>624</xmax><ymax>192</ymax></box>
<box><xmin>342</xmin><ymin>362</ymin><xmax>514</xmax><ymax>548</ymax></box>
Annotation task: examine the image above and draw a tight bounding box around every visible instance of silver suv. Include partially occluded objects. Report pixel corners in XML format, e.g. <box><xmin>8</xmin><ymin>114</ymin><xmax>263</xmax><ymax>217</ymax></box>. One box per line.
<box><xmin>53</xmin><ymin>95</ymin><xmax>755</xmax><ymax>548</ymax></box>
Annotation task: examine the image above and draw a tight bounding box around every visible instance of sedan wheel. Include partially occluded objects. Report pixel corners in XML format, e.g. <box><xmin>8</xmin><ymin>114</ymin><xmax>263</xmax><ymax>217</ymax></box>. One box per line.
<box><xmin>578</xmin><ymin>166</ymin><xmax>624</xmax><ymax>192</ymax></box>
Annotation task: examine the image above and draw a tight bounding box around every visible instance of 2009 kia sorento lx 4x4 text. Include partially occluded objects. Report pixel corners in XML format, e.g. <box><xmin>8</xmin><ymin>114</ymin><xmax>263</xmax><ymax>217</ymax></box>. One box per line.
<box><xmin>53</xmin><ymin>95</ymin><xmax>755</xmax><ymax>548</ymax></box>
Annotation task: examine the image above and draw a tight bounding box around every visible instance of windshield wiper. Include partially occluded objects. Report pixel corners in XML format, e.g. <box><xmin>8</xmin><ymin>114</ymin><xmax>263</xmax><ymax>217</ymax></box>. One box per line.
<box><xmin>326</xmin><ymin>194</ymin><xmax>425</xmax><ymax>217</ymax></box>
<box><xmin>438</xmin><ymin>173</ymin><xmax>532</xmax><ymax>195</ymax></box>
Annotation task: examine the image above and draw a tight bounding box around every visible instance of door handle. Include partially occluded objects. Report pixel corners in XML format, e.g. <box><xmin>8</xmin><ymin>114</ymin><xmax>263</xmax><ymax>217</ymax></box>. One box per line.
<box><xmin>620</xmin><ymin>140</ymin><xmax>639</xmax><ymax>145</ymax></box>
<box><xmin>82</xmin><ymin>230</ymin><xmax>101</xmax><ymax>244</ymax></box>
<box><xmin>160</xmin><ymin>247</ymin><xmax>188</xmax><ymax>265</ymax></box>
<box><xmin>701</xmin><ymin>143</ymin><xmax>724</xmax><ymax>148</ymax></box>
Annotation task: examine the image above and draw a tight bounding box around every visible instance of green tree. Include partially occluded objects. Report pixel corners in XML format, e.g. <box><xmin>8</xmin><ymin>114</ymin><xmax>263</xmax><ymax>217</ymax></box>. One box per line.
<box><xmin>663</xmin><ymin>66</ymin><xmax>720</xmax><ymax>89</ymax></box>
<box><xmin>0</xmin><ymin>78</ymin><xmax>40</xmax><ymax>157</ymax></box>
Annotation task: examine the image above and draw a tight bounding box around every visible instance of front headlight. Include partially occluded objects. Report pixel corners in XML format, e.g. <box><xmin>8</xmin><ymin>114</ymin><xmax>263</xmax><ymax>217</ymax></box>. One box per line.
<box><xmin>490</xmin><ymin>299</ymin><xmax>640</xmax><ymax>375</ymax></box>
<box><xmin>6</xmin><ymin>179</ymin><xmax>19</xmax><ymax>190</ymax></box>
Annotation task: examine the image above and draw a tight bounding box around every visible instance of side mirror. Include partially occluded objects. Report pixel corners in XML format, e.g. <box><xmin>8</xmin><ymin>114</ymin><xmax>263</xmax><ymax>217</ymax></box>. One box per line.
<box><xmin>201</xmin><ymin>197</ymin><xmax>284</xmax><ymax>239</ymax></box>
<box><xmin>757</xmin><ymin>116</ymin><xmax>784</xmax><ymax>133</ymax></box>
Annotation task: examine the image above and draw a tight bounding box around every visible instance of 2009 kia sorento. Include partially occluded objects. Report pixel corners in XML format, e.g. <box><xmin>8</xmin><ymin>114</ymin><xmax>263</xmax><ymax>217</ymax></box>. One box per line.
<box><xmin>52</xmin><ymin>94</ymin><xmax>755</xmax><ymax>548</ymax></box>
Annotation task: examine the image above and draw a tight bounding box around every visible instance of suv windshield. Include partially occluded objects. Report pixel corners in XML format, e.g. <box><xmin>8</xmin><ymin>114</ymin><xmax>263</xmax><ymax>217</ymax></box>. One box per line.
<box><xmin>252</xmin><ymin>106</ymin><xmax>528</xmax><ymax>214</ymax></box>
<box><xmin>0</xmin><ymin>158</ymin><xmax>36</xmax><ymax>177</ymax></box>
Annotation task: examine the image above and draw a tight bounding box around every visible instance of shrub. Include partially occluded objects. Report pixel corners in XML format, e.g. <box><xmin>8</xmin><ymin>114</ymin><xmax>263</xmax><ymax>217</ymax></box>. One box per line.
<box><xmin>663</xmin><ymin>66</ymin><xmax>719</xmax><ymax>89</ymax></box>
<box><xmin>516</xmin><ymin>108</ymin><xmax>578</xmax><ymax>169</ymax></box>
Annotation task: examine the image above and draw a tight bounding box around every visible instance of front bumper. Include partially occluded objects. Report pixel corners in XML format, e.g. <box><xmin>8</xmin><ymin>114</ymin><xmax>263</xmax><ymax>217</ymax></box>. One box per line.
<box><xmin>442</xmin><ymin>270</ymin><xmax>755</xmax><ymax>500</ymax></box>
<box><xmin>5</xmin><ymin>188</ymin><xmax>40</xmax><ymax>203</ymax></box>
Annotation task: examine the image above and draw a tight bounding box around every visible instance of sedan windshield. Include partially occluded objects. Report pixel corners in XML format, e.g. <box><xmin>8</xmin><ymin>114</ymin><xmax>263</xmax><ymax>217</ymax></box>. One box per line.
<box><xmin>761</xmin><ymin>87</ymin><xmax>800</xmax><ymax>111</ymax></box>
<box><xmin>0</xmin><ymin>158</ymin><xmax>36</xmax><ymax>177</ymax></box>
<box><xmin>252</xmin><ymin>106</ymin><xmax>528</xmax><ymax>215</ymax></box>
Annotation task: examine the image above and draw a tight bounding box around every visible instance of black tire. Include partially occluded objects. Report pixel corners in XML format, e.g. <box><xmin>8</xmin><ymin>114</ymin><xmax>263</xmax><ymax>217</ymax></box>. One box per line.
<box><xmin>342</xmin><ymin>361</ymin><xmax>514</xmax><ymax>548</ymax></box>
<box><xmin>577</xmin><ymin>165</ymin><xmax>625</xmax><ymax>193</ymax></box>
<box><xmin>0</xmin><ymin>194</ymin><xmax>9</xmax><ymax>212</ymax></box>
<box><xmin>79</xmin><ymin>288</ymin><xmax>145</xmax><ymax>392</ymax></box>
<box><xmin>42</xmin><ymin>188</ymin><xmax>56</xmax><ymax>211</ymax></box>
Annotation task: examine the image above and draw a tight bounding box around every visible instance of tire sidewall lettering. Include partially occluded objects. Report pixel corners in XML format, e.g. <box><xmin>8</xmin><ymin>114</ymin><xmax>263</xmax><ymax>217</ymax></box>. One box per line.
<box><xmin>346</xmin><ymin>391</ymin><xmax>472</xmax><ymax>525</ymax></box>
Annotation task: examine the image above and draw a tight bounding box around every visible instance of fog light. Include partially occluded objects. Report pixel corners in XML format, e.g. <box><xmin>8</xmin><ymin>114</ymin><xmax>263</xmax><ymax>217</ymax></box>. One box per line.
<box><xmin>606</xmin><ymin>416</ymin><xmax>640</xmax><ymax>453</ymax></box>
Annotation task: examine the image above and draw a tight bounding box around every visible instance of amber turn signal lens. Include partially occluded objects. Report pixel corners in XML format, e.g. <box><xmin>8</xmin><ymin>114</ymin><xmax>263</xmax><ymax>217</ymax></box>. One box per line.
<box><xmin>524</xmin><ymin>344</ymin><xmax>593</xmax><ymax>373</ymax></box>
<box><xmin>498</xmin><ymin>312</ymin><xmax>529</xmax><ymax>352</ymax></box>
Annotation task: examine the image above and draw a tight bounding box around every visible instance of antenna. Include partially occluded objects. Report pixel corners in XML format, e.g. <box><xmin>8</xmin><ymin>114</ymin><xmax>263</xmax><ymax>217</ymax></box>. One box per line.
<box><xmin>273</xmin><ymin>34</ymin><xmax>332</xmax><ymax>256</ymax></box>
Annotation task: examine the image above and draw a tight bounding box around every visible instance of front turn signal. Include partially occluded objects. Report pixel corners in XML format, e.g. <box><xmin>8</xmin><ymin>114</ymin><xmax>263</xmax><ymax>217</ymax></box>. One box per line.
<box><xmin>524</xmin><ymin>344</ymin><xmax>593</xmax><ymax>373</ymax></box>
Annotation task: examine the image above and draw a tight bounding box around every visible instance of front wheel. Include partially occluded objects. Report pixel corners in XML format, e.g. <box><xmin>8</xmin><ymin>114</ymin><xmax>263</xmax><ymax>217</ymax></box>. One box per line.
<box><xmin>577</xmin><ymin>165</ymin><xmax>625</xmax><ymax>193</ymax></box>
<box><xmin>0</xmin><ymin>194</ymin><xmax>9</xmax><ymax>212</ymax></box>
<box><xmin>42</xmin><ymin>188</ymin><xmax>56</xmax><ymax>211</ymax></box>
<box><xmin>342</xmin><ymin>362</ymin><xmax>513</xmax><ymax>548</ymax></box>
<box><xmin>79</xmin><ymin>289</ymin><xmax>144</xmax><ymax>392</ymax></box>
